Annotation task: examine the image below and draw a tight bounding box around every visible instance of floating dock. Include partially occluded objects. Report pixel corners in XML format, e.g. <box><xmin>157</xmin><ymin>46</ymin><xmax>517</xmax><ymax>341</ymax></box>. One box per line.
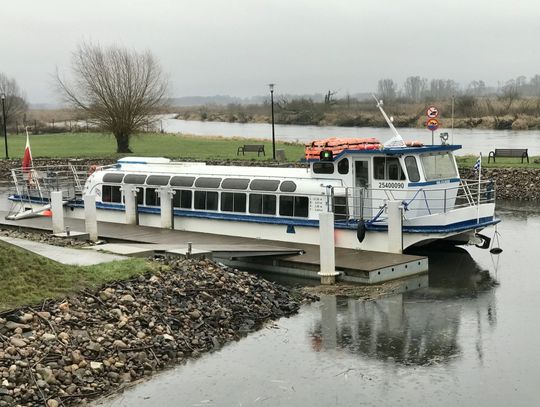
<box><xmin>0</xmin><ymin>211</ymin><xmax>428</xmax><ymax>284</ymax></box>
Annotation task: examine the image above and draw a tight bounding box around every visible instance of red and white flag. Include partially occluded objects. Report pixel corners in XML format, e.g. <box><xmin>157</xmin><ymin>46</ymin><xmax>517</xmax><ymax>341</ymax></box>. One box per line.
<box><xmin>22</xmin><ymin>127</ymin><xmax>32</xmax><ymax>172</ymax></box>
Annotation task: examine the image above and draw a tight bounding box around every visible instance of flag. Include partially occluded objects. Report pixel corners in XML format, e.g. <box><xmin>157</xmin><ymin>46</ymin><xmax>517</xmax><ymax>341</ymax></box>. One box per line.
<box><xmin>22</xmin><ymin>128</ymin><xmax>32</xmax><ymax>172</ymax></box>
<box><xmin>473</xmin><ymin>154</ymin><xmax>481</xmax><ymax>172</ymax></box>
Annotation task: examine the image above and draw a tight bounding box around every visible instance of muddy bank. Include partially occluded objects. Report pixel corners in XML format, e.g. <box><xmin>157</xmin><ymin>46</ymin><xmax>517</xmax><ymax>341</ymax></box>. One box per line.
<box><xmin>0</xmin><ymin>257</ymin><xmax>314</xmax><ymax>406</ymax></box>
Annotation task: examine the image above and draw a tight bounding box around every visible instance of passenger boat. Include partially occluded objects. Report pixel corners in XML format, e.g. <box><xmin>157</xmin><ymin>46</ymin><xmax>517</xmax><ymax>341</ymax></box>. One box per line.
<box><xmin>7</xmin><ymin>100</ymin><xmax>499</xmax><ymax>253</ymax></box>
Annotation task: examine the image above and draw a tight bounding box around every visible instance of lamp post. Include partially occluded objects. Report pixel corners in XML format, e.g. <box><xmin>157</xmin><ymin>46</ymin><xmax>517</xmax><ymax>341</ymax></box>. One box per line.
<box><xmin>1</xmin><ymin>94</ymin><xmax>7</xmax><ymax>159</ymax></box>
<box><xmin>268</xmin><ymin>83</ymin><xmax>276</xmax><ymax>160</ymax></box>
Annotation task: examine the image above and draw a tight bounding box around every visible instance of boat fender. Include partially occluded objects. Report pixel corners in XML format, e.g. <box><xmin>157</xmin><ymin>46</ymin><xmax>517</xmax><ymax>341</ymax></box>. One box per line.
<box><xmin>88</xmin><ymin>165</ymin><xmax>98</xmax><ymax>175</ymax></box>
<box><xmin>474</xmin><ymin>233</ymin><xmax>491</xmax><ymax>249</ymax></box>
<box><xmin>357</xmin><ymin>219</ymin><xmax>366</xmax><ymax>243</ymax></box>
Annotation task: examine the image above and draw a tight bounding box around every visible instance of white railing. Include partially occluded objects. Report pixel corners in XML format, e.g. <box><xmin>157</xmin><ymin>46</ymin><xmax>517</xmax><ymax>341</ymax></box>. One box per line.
<box><xmin>330</xmin><ymin>179</ymin><xmax>496</xmax><ymax>223</ymax></box>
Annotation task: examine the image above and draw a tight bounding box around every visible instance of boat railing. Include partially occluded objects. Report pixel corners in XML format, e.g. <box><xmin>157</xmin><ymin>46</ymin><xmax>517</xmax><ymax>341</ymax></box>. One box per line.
<box><xmin>10</xmin><ymin>164</ymin><xmax>91</xmax><ymax>202</ymax></box>
<box><xmin>330</xmin><ymin>179</ymin><xmax>496</xmax><ymax>223</ymax></box>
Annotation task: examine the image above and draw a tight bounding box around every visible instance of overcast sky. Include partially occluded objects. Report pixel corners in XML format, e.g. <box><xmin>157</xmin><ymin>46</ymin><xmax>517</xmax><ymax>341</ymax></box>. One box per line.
<box><xmin>3</xmin><ymin>0</ymin><xmax>540</xmax><ymax>103</ymax></box>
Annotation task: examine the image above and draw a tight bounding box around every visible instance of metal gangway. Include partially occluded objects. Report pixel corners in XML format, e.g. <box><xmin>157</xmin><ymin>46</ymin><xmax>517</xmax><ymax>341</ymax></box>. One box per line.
<box><xmin>6</xmin><ymin>162</ymin><xmax>89</xmax><ymax>220</ymax></box>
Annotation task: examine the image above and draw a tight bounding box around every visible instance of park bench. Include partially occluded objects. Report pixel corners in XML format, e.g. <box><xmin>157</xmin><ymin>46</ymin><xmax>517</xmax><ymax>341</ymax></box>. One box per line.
<box><xmin>488</xmin><ymin>148</ymin><xmax>529</xmax><ymax>163</ymax></box>
<box><xmin>237</xmin><ymin>144</ymin><xmax>265</xmax><ymax>156</ymax></box>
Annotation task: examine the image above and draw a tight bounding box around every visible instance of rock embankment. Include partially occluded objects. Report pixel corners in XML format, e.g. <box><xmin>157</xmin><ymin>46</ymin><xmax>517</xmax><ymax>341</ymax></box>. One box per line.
<box><xmin>459</xmin><ymin>167</ymin><xmax>540</xmax><ymax>201</ymax></box>
<box><xmin>0</xmin><ymin>257</ymin><xmax>314</xmax><ymax>406</ymax></box>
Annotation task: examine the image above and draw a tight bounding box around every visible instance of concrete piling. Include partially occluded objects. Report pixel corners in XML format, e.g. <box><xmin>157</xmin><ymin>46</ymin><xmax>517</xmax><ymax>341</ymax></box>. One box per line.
<box><xmin>84</xmin><ymin>194</ymin><xmax>98</xmax><ymax>241</ymax></box>
<box><xmin>159</xmin><ymin>187</ymin><xmax>174</xmax><ymax>229</ymax></box>
<box><xmin>318</xmin><ymin>211</ymin><xmax>339</xmax><ymax>284</ymax></box>
<box><xmin>122</xmin><ymin>185</ymin><xmax>138</xmax><ymax>225</ymax></box>
<box><xmin>387</xmin><ymin>200</ymin><xmax>403</xmax><ymax>254</ymax></box>
<box><xmin>50</xmin><ymin>191</ymin><xmax>64</xmax><ymax>234</ymax></box>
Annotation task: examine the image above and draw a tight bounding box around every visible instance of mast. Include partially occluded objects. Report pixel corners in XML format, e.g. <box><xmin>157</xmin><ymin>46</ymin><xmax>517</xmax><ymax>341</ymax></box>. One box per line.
<box><xmin>372</xmin><ymin>95</ymin><xmax>406</xmax><ymax>148</ymax></box>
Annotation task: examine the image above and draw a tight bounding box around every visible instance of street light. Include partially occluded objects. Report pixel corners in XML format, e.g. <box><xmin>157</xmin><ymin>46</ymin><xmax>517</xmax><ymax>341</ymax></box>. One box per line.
<box><xmin>268</xmin><ymin>83</ymin><xmax>276</xmax><ymax>160</ymax></box>
<box><xmin>1</xmin><ymin>94</ymin><xmax>7</xmax><ymax>159</ymax></box>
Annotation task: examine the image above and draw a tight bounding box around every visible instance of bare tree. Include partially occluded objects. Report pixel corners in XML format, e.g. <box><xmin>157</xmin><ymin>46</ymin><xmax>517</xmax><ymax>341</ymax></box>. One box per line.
<box><xmin>403</xmin><ymin>76</ymin><xmax>427</xmax><ymax>102</ymax></box>
<box><xmin>377</xmin><ymin>79</ymin><xmax>397</xmax><ymax>101</ymax></box>
<box><xmin>498</xmin><ymin>79</ymin><xmax>519</xmax><ymax>111</ymax></box>
<box><xmin>57</xmin><ymin>42</ymin><xmax>168</xmax><ymax>153</ymax></box>
<box><xmin>0</xmin><ymin>73</ymin><xmax>28</xmax><ymax>127</ymax></box>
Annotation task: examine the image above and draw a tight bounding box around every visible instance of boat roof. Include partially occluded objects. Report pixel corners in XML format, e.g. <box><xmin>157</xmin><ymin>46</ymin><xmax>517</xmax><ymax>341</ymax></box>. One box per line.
<box><xmin>308</xmin><ymin>144</ymin><xmax>462</xmax><ymax>162</ymax></box>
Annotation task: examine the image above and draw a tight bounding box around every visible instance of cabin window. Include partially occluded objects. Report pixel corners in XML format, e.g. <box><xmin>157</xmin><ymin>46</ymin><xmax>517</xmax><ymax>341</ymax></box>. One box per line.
<box><xmin>173</xmin><ymin>189</ymin><xmax>192</xmax><ymax>209</ymax></box>
<box><xmin>221</xmin><ymin>192</ymin><xmax>247</xmax><ymax>213</ymax></box>
<box><xmin>124</xmin><ymin>174</ymin><xmax>147</xmax><ymax>184</ymax></box>
<box><xmin>405</xmin><ymin>156</ymin><xmax>421</xmax><ymax>182</ymax></box>
<box><xmin>222</xmin><ymin>178</ymin><xmax>250</xmax><ymax>190</ymax></box>
<box><xmin>146</xmin><ymin>175</ymin><xmax>170</xmax><ymax>186</ymax></box>
<box><xmin>250</xmin><ymin>179</ymin><xmax>280</xmax><ymax>191</ymax></box>
<box><xmin>170</xmin><ymin>176</ymin><xmax>195</xmax><ymax>187</ymax></box>
<box><xmin>337</xmin><ymin>158</ymin><xmax>349</xmax><ymax>174</ymax></box>
<box><xmin>249</xmin><ymin>194</ymin><xmax>276</xmax><ymax>215</ymax></box>
<box><xmin>136</xmin><ymin>189</ymin><xmax>144</xmax><ymax>205</ymax></box>
<box><xmin>195</xmin><ymin>177</ymin><xmax>222</xmax><ymax>188</ymax></box>
<box><xmin>102</xmin><ymin>185</ymin><xmax>122</xmax><ymax>203</ymax></box>
<box><xmin>373</xmin><ymin>157</ymin><xmax>406</xmax><ymax>181</ymax></box>
<box><xmin>280</xmin><ymin>181</ymin><xmax>297</xmax><ymax>193</ymax></box>
<box><xmin>145</xmin><ymin>188</ymin><xmax>160</xmax><ymax>206</ymax></box>
<box><xmin>194</xmin><ymin>191</ymin><xmax>219</xmax><ymax>211</ymax></box>
<box><xmin>421</xmin><ymin>153</ymin><xmax>458</xmax><ymax>181</ymax></box>
<box><xmin>103</xmin><ymin>173</ymin><xmax>124</xmax><ymax>183</ymax></box>
<box><xmin>279</xmin><ymin>196</ymin><xmax>309</xmax><ymax>218</ymax></box>
<box><xmin>313</xmin><ymin>162</ymin><xmax>334</xmax><ymax>174</ymax></box>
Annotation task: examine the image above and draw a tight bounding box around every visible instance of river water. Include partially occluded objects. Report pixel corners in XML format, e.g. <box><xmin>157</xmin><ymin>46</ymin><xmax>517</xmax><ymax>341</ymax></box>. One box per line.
<box><xmin>161</xmin><ymin>118</ymin><xmax>540</xmax><ymax>156</ymax></box>
<box><xmin>98</xmin><ymin>201</ymin><xmax>540</xmax><ymax>407</ymax></box>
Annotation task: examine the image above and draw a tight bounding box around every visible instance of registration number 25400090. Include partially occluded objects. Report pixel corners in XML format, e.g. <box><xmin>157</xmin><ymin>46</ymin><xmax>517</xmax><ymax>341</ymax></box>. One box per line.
<box><xmin>378</xmin><ymin>182</ymin><xmax>404</xmax><ymax>189</ymax></box>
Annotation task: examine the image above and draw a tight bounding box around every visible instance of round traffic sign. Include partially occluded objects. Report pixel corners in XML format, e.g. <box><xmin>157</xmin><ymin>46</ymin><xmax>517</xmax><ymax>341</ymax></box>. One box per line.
<box><xmin>426</xmin><ymin>118</ymin><xmax>440</xmax><ymax>131</ymax></box>
<box><xmin>426</xmin><ymin>106</ymin><xmax>440</xmax><ymax>118</ymax></box>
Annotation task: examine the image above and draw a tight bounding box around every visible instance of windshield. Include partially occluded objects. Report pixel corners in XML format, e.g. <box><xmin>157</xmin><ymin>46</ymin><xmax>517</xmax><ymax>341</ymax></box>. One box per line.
<box><xmin>420</xmin><ymin>153</ymin><xmax>458</xmax><ymax>181</ymax></box>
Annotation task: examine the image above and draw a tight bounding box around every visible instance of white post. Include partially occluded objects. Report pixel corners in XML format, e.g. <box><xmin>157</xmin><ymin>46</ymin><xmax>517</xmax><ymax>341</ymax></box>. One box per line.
<box><xmin>121</xmin><ymin>185</ymin><xmax>138</xmax><ymax>225</ymax></box>
<box><xmin>159</xmin><ymin>187</ymin><xmax>174</xmax><ymax>229</ymax></box>
<box><xmin>50</xmin><ymin>191</ymin><xmax>64</xmax><ymax>234</ymax></box>
<box><xmin>387</xmin><ymin>200</ymin><xmax>403</xmax><ymax>254</ymax></box>
<box><xmin>83</xmin><ymin>194</ymin><xmax>98</xmax><ymax>241</ymax></box>
<box><xmin>318</xmin><ymin>212</ymin><xmax>339</xmax><ymax>284</ymax></box>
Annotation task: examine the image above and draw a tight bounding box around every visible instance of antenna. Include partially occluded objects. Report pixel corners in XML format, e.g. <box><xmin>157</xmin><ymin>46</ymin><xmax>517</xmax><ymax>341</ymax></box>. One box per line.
<box><xmin>372</xmin><ymin>95</ymin><xmax>405</xmax><ymax>147</ymax></box>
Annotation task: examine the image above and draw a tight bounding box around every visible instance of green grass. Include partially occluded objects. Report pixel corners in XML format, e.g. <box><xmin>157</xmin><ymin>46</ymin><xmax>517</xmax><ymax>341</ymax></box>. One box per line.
<box><xmin>456</xmin><ymin>155</ymin><xmax>540</xmax><ymax>169</ymax></box>
<box><xmin>3</xmin><ymin>132</ymin><xmax>306</xmax><ymax>161</ymax></box>
<box><xmin>0</xmin><ymin>241</ymin><xmax>155</xmax><ymax>311</ymax></box>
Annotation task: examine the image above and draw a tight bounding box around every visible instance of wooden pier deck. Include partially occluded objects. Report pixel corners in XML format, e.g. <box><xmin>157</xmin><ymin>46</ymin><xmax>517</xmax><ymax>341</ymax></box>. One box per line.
<box><xmin>0</xmin><ymin>212</ymin><xmax>428</xmax><ymax>284</ymax></box>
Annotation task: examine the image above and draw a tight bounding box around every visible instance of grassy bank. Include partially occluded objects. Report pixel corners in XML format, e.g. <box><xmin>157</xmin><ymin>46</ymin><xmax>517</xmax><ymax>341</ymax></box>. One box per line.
<box><xmin>456</xmin><ymin>155</ymin><xmax>540</xmax><ymax>169</ymax></box>
<box><xmin>0</xmin><ymin>241</ymin><xmax>154</xmax><ymax>311</ymax></box>
<box><xmin>3</xmin><ymin>132</ymin><xmax>305</xmax><ymax>161</ymax></box>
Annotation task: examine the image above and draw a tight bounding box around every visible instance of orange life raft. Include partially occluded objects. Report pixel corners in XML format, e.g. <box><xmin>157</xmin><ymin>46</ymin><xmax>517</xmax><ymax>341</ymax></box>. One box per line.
<box><xmin>305</xmin><ymin>137</ymin><xmax>382</xmax><ymax>160</ymax></box>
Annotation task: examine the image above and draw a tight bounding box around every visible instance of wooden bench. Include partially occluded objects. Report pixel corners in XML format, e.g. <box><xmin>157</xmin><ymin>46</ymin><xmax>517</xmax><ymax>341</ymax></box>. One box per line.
<box><xmin>237</xmin><ymin>144</ymin><xmax>265</xmax><ymax>156</ymax></box>
<box><xmin>488</xmin><ymin>148</ymin><xmax>529</xmax><ymax>163</ymax></box>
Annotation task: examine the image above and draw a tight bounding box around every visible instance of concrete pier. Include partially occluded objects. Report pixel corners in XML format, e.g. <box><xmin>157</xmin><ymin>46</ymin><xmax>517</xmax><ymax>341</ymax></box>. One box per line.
<box><xmin>122</xmin><ymin>185</ymin><xmax>138</xmax><ymax>225</ymax></box>
<box><xmin>318</xmin><ymin>212</ymin><xmax>339</xmax><ymax>284</ymax></box>
<box><xmin>50</xmin><ymin>191</ymin><xmax>65</xmax><ymax>234</ymax></box>
<box><xmin>159</xmin><ymin>187</ymin><xmax>174</xmax><ymax>229</ymax></box>
<box><xmin>387</xmin><ymin>200</ymin><xmax>403</xmax><ymax>254</ymax></box>
<box><xmin>84</xmin><ymin>194</ymin><xmax>98</xmax><ymax>241</ymax></box>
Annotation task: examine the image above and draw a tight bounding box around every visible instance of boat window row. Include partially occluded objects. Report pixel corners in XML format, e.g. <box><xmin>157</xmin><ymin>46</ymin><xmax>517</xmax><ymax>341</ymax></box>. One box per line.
<box><xmin>102</xmin><ymin>186</ymin><xmax>309</xmax><ymax>218</ymax></box>
<box><xmin>313</xmin><ymin>158</ymin><xmax>349</xmax><ymax>175</ymax></box>
<box><xmin>101</xmin><ymin>173</ymin><xmax>297</xmax><ymax>192</ymax></box>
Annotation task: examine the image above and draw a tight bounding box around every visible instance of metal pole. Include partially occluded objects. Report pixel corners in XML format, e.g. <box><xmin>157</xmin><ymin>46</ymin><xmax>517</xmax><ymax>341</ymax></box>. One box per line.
<box><xmin>431</xmin><ymin>130</ymin><xmax>434</xmax><ymax>145</ymax></box>
<box><xmin>451</xmin><ymin>95</ymin><xmax>455</xmax><ymax>145</ymax></box>
<box><xmin>1</xmin><ymin>95</ymin><xmax>8</xmax><ymax>159</ymax></box>
<box><xmin>269</xmin><ymin>83</ymin><xmax>276</xmax><ymax>160</ymax></box>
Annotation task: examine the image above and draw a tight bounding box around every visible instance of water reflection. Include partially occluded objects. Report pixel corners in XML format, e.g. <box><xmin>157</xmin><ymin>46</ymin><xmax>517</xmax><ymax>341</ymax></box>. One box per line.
<box><xmin>309</xmin><ymin>248</ymin><xmax>498</xmax><ymax>366</ymax></box>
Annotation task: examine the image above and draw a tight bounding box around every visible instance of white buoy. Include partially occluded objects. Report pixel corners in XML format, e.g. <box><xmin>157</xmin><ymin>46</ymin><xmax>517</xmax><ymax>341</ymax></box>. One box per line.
<box><xmin>159</xmin><ymin>187</ymin><xmax>174</xmax><ymax>229</ymax></box>
<box><xmin>387</xmin><ymin>200</ymin><xmax>403</xmax><ymax>254</ymax></box>
<box><xmin>83</xmin><ymin>194</ymin><xmax>98</xmax><ymax>241</ymax></box>
<box><xmin>318</xmin><ymin>211</ymin><xmax>339</xmax><ymax>284</ymax></box>
<box><xmin>121</xmin><ymin>185</ymin><xmax>138</xmax><ymax>225</ymax></box>
<box><xmin>50</xmin><ymin>191</ymin><xmax>64</xmax><ymax>234</ymax></box>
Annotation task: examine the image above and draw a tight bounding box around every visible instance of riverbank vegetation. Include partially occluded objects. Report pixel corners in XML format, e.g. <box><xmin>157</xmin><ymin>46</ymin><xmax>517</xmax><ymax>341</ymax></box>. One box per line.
<box><xmin>174</xmin><ymin>75</ymin><xmax>540</xmax><ymax>130</ymax></box>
